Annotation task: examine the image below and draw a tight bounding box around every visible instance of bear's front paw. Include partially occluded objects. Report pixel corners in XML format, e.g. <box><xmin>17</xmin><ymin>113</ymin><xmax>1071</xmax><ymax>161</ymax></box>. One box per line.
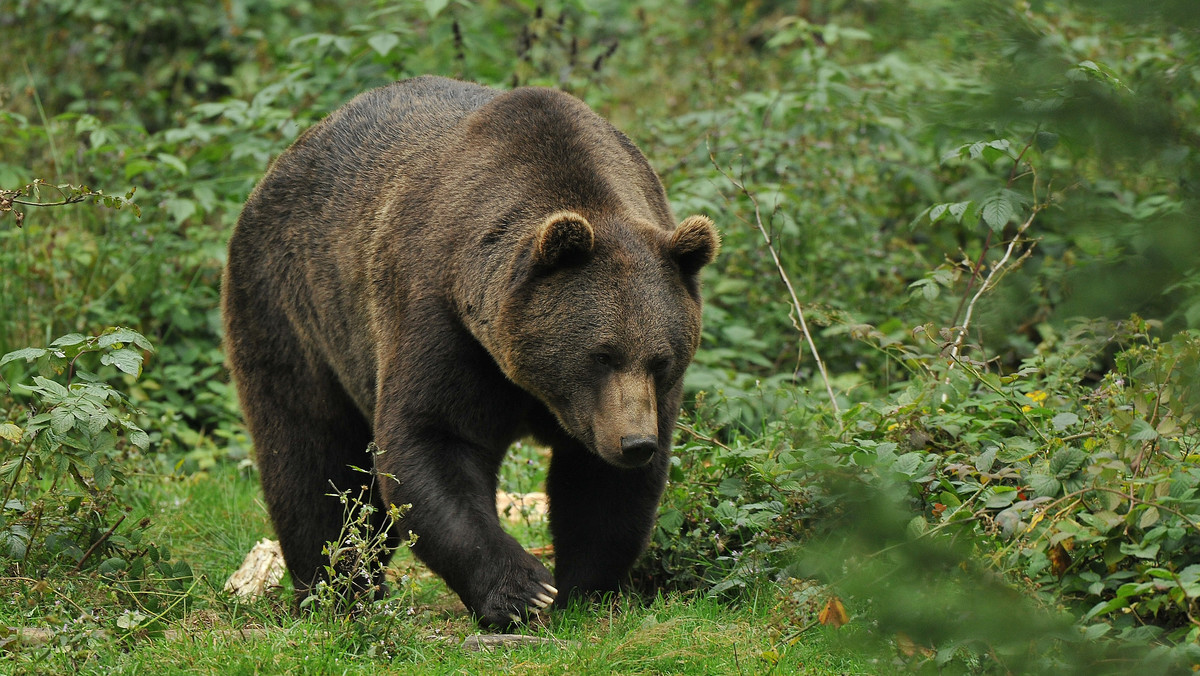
<box><xmin>472</xmin><ymin>561</ymin><xmax>559</xmax><ymax>628</ymax></box>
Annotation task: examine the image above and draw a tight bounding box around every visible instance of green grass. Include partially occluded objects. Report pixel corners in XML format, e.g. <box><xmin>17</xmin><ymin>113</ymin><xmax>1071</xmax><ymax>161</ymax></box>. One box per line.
<box><xmin>1</xmin><ymin>463</ymin><xmax>874</xmax><ymax>675</ymax></box>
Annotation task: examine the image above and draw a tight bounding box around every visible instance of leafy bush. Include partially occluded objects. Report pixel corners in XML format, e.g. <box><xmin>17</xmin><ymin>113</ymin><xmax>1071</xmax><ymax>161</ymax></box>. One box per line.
<box><xmin>1</xmin><ymin>328</ymin><xmax>152</xmax><ymax>568</ymax></box>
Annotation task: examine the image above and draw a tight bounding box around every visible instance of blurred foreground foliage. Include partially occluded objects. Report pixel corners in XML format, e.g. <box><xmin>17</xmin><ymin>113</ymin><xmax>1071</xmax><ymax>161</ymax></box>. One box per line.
<box><xmin>3</xmin><ymin>0</ymin><xmax>1200</xmax><ymax>671</ymax></box>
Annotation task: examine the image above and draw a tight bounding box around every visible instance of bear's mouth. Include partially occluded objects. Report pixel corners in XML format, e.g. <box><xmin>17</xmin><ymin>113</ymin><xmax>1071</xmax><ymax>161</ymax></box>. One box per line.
<box><xmin>588</xmin><ymin>426</ymin><xmax>658</xmax><ymax>469</ymax></box>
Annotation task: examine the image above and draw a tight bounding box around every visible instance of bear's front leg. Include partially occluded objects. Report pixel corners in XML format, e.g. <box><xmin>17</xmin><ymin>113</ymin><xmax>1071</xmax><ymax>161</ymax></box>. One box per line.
<box><xmin>374</xmin><ymin>423</ymin><xmax>557</xmax><ymax>627</ymax></box>
<box><xmin>546</xmin><ymin>439</ymin><xmax>670</xmax><ymax>602</ymax></box>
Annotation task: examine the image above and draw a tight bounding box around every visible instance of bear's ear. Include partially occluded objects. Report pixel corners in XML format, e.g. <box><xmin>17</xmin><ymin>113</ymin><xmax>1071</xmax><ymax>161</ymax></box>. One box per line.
<box><xmin>533</xmin><ymin>211</ymin><xmax>595</xmax><ymax>267</ymax></box>
<box><xmin>669</xmin><ymin>215</ymin><xmax>720</xmax><ymax>276</ymax></box>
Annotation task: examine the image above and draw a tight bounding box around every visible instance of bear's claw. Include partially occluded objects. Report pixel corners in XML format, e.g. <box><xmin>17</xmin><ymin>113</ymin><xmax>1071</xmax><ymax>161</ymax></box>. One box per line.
<box><xmin>541</xmin><ymin>582</ymin><xmax>558</xmax><ymax>596</ymax></box>
<box><xmin>533</xmin><ymin>592</ymin><xmax>555</xmax><ymax>609</ymax></box>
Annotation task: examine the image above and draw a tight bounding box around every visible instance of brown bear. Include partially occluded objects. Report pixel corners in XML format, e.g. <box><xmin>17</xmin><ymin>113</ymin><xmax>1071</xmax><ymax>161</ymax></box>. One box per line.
<box><xmin>221</xmin><ymin>75</ymin><xmax>719</xmax><ymax>627</ymax></box>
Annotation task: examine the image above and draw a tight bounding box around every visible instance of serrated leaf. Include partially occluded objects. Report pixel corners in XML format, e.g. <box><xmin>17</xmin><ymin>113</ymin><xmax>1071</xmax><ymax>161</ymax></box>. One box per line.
<box><xmin>1138</xmin><ymin>506</ymin><xmax>1160</xmax><ymax>529</ymax></box>
<box><xmin>97</xmin><ymin>328</ymin><xmax>153</xmax><ymax>352</ymax></box>
<box><xmin>82</xmin><ymin>416</ymin><xmax>103</xmax><ymax>442</ymax></box>
<box><xmin>1028</xmin><ymin>473</ymin><xmax>1061</xmax><ymax>498</ymax></box>
<box><xmin>1079</xmin><ymin>509</ymin><xmax>1124</xmax><ymax>533</ymax></box>
<box><xmin>717</xmin><ymin>477</ymin><xmax>744</xmax><ymax>497</ymax></box>
<box><xmin>0</xmin><ymin>422</ymin><xmax>22</xmax><ymax>443</ymax></box>
<box><xmin>975</xmin><ymin>446</ymin><xmax>997</xmax><ymax>472</ymax></box>
<box><xmin>891</xmin><ymin>452</ymin><xmax>924</xmax><ymax>477</ymax></box>
<box><xmin>91</xmin><ymin>431</ymin><xmax>116</xmax><ymax>454</ymax></box>
<box><xmin>128</xmin><ymin>428</ymin><xmax>150</xmax><ymax>450</ymax></box>
<box><xmin>980</xmin><ymin>139</ymin><xmax>1013</xmax><ymax>164</ymax></box>
<box><xmin>0</xmin><ymin>347</ymin><xmax>48</xmax><ymax>368</ymax></box>
<box><xmin>1050</xmin><ymin>447</ymin><xmax>1087</xmax><ymax>477</ymax></box>
<box><xmin>367</xmin><ymin>32</ymin><xmax>400</xmax><ymax>57</ymax></box>
<box><xmin>948</xmin><ymin>200</ymin><xmax>973</xmax><ymax>222</ymax></box>
<box><xmin>50</xmin><ymin>333</ymin><xmax>87</xmax><ymax>348</ymax></box>
<box><xmin>101</xmin><ymin>348</ymin><xmax>143</xmax><ymax>377</ymax></box>
<box><xmin>980</xmin><ymin>190</ymin><xmax>1016</xmax><ymax>231</ymax></box>
<box><xmin>50</xmin><ymin>408</ymin><xmax>75</xmax><ymax>436</ymax></box>
<box><xmin>1051</xmin><ymin>412</ymin><xmax>1079</xmax><ymax>431</ymax></box>
<box><xmin>94</xmin><ymin>464</ymin><xmax>113</xmax><ymax>490</ymax></box>
<box><xmin>1128</xmin><ymin>417</ymin><xmax>1158</xmax><ymax>442</ymax></box>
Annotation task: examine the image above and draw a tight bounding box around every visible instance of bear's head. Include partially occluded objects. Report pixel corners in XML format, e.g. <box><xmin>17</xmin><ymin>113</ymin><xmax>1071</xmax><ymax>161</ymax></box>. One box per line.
<box><xmin>496</xmin><ymin>210</ymin><xmax>719</xmax><ymax>468</ymax></box>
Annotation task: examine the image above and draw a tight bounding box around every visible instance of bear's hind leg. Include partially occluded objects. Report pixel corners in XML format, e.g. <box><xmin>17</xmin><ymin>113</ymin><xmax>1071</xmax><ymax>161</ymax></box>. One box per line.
<box><xmin>225</xmin><ymin>316</ymin><xmax>382</xmax><ymax>605</ymax></box>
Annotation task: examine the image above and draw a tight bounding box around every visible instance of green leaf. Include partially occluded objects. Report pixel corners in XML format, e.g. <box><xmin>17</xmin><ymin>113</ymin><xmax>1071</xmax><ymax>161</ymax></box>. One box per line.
<box><xmin>717</xmin><ymin>477</ymin><xmax>744</xmax><ymax>497</ymax></box>
<box><xmin>979</xmin><ymin>139</ymin><xmax>1013</xmax><ymax>164</ymax></box>
<box><xmin>891</xmin><ymin>452</ymin><xmax>924</xmax><ymax>477</ymax></box>
<box><xmin>0</xmin><ymin>422</ymin><xmax>22</xmax><ymax>443</ymax></box>
<box><xmin>367</xmin><ymin>32</ymin><xmax>401</xmax><ymax>57</ymax></box>
<box><xmin>155</xmin><ymin>153</ymin><xmax>188</xmax><ymax>176</ymax></box>
<box><xmin>101</xmin><ymin>348</ymin><xmax>144</xmax><ymax>377</ymax></box>
<box><xmin>1178</xmin><ymin>565</ymin><xmax>1200</xmax><ymax>598</ymax></box>
<box><xmin>49</xmin><ymin>334</ymin><xmax>87</xmax><ymax>348</ymax></box>
<box><xmin>0</xmin><ymin>347</ymin><xmax>48</xmax><ymax>368</ymax></box>
<box><xmin>1138</xmin><ymin>506</ymin><xmax>1160</xmax><ymax>529</ymax></box>
<box><xmin>1128</xmin><ymin>417</ymin><xmax>1158</xmax><ymax>442</ymax></box>
<box><xmin>128</xmin><ymin>428</ymin><xmax>150</xmax><ymax>450</ymax></box>
<box><xmin>980</xmin><ymin>189</ymin><xmax>1017</xmax><ymax>231</ymax></box>
<box><xmin>423</xmin><ymin>0</ymin><xmax>449</xmax><ymax>17</ymax></box>
<box><xmin>984</xmin><ymin>486</ymin><xmax>1018</xmax><ymax>509</ymax></box>
<box><xmin>50</xmin><ymin>408</ymin><xmax>75</xmax><ymax>436</ymax></box>
<box><xmin>1035</xmin><ymin>131</ymin><xmax>1059</xmax><ymax>152</ymax></box>
<box><xmin>1079</xmin><ymin>510</ymin><xmax>1123</xmax><ymax>533</ymax></box>
<box><xmin>98</xmin><ymin>556</ymin><xmax>128</xmax><ymax>575</ymax></box>
<box><xmin>94</xmin><ymin>464</ymin><xmax>113</xmax><ymax>491</ymax></box>
<box><xmin>1119</xmin><ymin>541</ymin><xmax>1160</xmax><ymax>559</ymax></box>
<box><xmin>658</xmin><ymin>508</ymin><xmax>684</xmax><ymax>534</ymax></box>
<box><xmin>116</xmin><ymin>610</ymin><xmax>147</xmax><ymax>629</ymax></box>
<box><xmin>1050</xmin><ymin>447</ymin><xmax>1087</xmax><ymax>477</ymax></box>
<box><xmin>975</xmin><ymin>446</ymin><xmax>997</xmax><ymax>473</ymax></box>
<box><xmin>164</xmin><ymin>198</ymin><xmax>197</xmax><ymax>224</ymax></box>
<box><xmin>98</xmin><ymin>328</ymin><xmax>154</xmax><ymax>352</ymax></box>
<box><xmin>1028</xmin><ymin>473</ymin><xmax>1061</xmax><ymax>498</ymax></box>
<box><xmin>948</xmin><ymin>200</ymin><xmax>974</xmax><ymax>223</ymax></box>
<box><xmin>928</xmin><ymin>203</ymin><xmax>948</xmax><ymax>222</ymax></box>
<box><xmin>1051</xmin><ymin>412</ymin><xmax>1079</xmax><ymax>431</ymax></box>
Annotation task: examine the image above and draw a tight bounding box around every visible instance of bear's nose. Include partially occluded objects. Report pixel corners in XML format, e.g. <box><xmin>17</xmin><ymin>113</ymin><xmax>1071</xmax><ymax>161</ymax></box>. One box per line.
<box><xmin>620</xmin><ymin>435</ymin><xmax>658</xmax><ymax>465</ymax></box>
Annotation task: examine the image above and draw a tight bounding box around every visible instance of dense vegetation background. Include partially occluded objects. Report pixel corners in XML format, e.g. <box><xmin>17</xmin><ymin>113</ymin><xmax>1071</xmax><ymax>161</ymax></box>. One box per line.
<box><xmin>3</xmin><ymin>0</ymin><xmax>1199</xmax><ymax>672</ymax></box>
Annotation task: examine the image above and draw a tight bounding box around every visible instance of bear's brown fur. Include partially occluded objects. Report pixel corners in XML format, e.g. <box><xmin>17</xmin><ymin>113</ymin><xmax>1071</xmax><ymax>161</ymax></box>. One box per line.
<box><xmin>222</xmin><ymin>76</ymin><xmax>718</xmax><ymax>627</ymax></box>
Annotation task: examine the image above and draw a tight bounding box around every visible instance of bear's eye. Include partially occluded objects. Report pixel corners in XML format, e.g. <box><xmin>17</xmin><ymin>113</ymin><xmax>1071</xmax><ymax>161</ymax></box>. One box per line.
<box><xmin>592</xmin><ymin>352</ymin><xmax>616</xmax><ymax>368</ymax></box>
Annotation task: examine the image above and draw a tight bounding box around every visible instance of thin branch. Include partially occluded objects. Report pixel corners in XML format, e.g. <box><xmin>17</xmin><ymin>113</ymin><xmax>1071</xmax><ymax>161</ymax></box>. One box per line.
<box><xmin>945</xmin><ymin>207</ymin><xmax>1041</xmax><ymax>373</ymax></box>
<box><xmin>10</xmin><ymin>195</ymin><xmax>91</xmax><ymax>208</ymax></box>
<box><xmin>676</xmin><ymin>422</ymin><xmax>735</xmax><ymax>453</ymax></box>
<box><xmin>71</xmin><ymin>512</ymin><xmax>127</xmax><ymax>573</ymax></box>
<box><xmin>712</xmin><ymin>154</ymin><xmax>843</xmax><ymax>429</ymax></box>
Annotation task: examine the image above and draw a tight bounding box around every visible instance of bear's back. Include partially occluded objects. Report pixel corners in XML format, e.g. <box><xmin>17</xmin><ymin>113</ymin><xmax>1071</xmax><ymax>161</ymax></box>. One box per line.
<box><xmin>248</xmin><ymin>77</ymin><xmax>497</xmax><ymax>218</ymax></box>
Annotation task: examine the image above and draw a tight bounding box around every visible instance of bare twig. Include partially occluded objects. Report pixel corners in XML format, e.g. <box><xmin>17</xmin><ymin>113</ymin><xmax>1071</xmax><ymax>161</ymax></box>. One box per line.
<box><xmin>71</xmin><ymin>512</ymin><xmax>127</xmax><ymax>573</ymax></box>
<box><xmin>676</xmin><ymin>422</ymin><xmax>735</xmax><ymax>453</ymax></box>
<box><xmin>945</xmin><ymin>207</ymin><xmax>1041</xmax><ymax>374</ymax></box>
<box><xmin>712</xmin><ymin>154</ymin><xmax>843</xmax><ymax>429</ymax></box>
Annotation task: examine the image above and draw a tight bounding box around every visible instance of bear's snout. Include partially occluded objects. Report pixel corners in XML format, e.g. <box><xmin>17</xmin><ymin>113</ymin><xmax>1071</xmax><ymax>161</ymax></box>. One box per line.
<box><xmin>619</xmin><ymin>434</ymin><xmax>658</xmax><ymax>466</ymax></box>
